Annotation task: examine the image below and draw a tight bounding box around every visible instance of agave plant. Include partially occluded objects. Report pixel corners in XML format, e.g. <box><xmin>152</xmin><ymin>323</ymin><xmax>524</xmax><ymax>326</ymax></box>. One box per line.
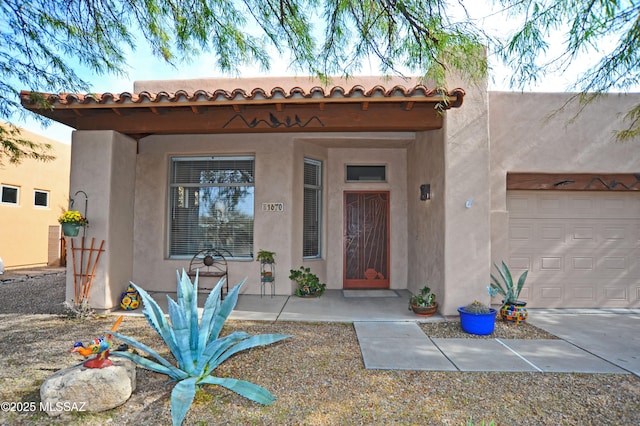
<box><xmin>489</xmin><ymin>261</ymin><xmax>528</xmax><ymax>306</ymax></box>
<box><xmin>111</xmin><ymin>270</ymin><xmax>290</xmax><ymax>426</ymax></box>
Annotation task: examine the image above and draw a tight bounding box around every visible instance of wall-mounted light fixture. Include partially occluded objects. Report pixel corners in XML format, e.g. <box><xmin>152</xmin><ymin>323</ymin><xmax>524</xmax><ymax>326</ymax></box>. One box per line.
<box><xmin>420</xmin><ymin>184</ymin><xmax>431</xmax><ymax>201</ymax></box>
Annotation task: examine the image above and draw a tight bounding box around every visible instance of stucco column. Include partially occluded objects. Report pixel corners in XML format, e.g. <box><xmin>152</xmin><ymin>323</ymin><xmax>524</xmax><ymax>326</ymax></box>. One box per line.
<box><xmin>65</xmin><ymin>130</ymin><xmax>136</xmax><ymax>312</ymax></box>
<box><xmin>441</xmin><ymin>83</ymin><xmax>492</xmax><ymax>316</ymax></box>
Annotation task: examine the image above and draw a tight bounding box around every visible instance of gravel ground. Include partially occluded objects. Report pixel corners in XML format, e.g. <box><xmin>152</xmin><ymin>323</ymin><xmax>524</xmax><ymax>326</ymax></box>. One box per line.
<box><xmin>0</xmin><ymin>271</ymin><xmax>638</xmax><ymax>425</ymax></box>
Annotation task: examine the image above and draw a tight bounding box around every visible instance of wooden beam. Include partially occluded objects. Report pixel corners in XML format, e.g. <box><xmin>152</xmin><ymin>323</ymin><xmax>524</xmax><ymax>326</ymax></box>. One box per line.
<box><xmin>507</xmin><ymin>173</ymin><xmax>640</xmax><ymax>191</ymax></box>
<box><xmin>63</xmin><ymin>102</ymin><xmax>444</xmax><ymax>135</ymax></box>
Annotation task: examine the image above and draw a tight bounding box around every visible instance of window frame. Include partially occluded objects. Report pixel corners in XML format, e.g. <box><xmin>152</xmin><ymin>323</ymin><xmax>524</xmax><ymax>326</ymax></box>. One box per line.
<box><xmin>303</xmin><ymin>157</ymin><xmax>323</xmax><ymax>259</ymax></box>
<box><xmin>34</xmin><ymin>189</ymin><xmax>50</xmax><ymax>208</ymax></box>
<box><xmin>345</xmin><ymin>164</ymin><xmax>387</xmax><ymax>182</ymax></box>
<box><xmin>168</xmin><ymin>155</ymin><xmax>255</xmax><ymax>259</ymax></box>
<box><xmin>1</xmin><ymin>184</ymin><xmax>19</xmax><ymax>205</ymax></box>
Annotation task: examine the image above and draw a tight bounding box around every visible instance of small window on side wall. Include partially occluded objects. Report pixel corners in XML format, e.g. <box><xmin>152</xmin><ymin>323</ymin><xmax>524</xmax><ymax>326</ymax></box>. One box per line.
<box><xmin>34</xmin><ymin>190</ymin><xmax>49</xmax><ymax>207</ymax></box>
<box><xmin>1</xmin><ymin>185</ymin><xmax>19</xmax><ymax>205</ymax></box>
<box><xmin>346</xmin><ymin>165</ymin><xmax>386</xmax><ymax>182</ymax></box>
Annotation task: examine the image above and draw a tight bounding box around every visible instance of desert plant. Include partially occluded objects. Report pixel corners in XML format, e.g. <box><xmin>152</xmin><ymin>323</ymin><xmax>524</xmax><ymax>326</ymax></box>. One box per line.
<box><xmin>289</xmin><ymin>266</ymin><xmax>326</xmax><ymax>297</ymax></box>
<box><xmin>463</xmin><ymin>300</ymin><xmax>491</xmax><ymax>314</ymax></box>
<box><xmin>489</xmin><ymin>261</ymin><xmax>528</xmax><ymax>305</ymax></box>
<box><xmin>408</xmin><ymin>285</ymin><xmax>436</xmax><ymax>310</ymax></box>
<box><xmin>255</xmin><ymin>249</ymin><xmax>276</xmax><ymax>264</ymax></box>
<box><xmin>110</xmin><ymin>270</ymin><xmax>290</xmax><ymax>426</ymax></box>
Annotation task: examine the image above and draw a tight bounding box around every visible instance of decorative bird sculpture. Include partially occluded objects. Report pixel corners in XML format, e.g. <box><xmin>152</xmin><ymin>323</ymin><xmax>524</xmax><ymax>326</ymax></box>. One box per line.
<box><xmin>70</xmin><ymin>315</ymin><xmax>123</xmax><ymax>368</ymax></box>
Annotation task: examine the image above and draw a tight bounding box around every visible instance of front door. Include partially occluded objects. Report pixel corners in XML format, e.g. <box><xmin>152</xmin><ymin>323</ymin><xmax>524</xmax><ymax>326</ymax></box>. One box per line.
<box><xmin>343</xmin><ymin>191</ymin><xmax>390</xmax><ymax>289</ymax></box>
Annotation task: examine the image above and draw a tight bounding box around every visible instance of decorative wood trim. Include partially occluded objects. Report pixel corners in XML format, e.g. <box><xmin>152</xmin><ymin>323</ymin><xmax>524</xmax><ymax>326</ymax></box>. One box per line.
<box><xmin>507</xmin><ymin>173</ymin><xmax>640</xmax><ymax>191</ymax></box>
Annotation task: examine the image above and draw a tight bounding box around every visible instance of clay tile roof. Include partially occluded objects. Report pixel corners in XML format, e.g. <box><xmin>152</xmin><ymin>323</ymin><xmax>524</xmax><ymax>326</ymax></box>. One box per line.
<box><xmin>20</xmin><ymin>79</ymin><xmax>464</xmax><ymax>108</ymax></box>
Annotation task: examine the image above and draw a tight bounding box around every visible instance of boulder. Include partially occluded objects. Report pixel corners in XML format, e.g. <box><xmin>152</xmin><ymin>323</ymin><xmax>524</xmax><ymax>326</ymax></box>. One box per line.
<box><xmin>40</xmin><ymin>358</ymin><xmax>136</xmax><ymax>416</ymax></box>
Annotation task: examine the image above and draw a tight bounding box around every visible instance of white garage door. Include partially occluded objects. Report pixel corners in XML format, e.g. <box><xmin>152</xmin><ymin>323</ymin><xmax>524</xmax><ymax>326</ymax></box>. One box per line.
<box><xmin>507</xmin><ymin>191</ymin><xmax>640</xmax><ymax>308</ymax></box>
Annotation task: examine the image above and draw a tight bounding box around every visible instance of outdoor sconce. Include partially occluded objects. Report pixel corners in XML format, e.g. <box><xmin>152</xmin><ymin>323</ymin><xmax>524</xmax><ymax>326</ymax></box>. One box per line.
<box><xmin>420</xmin><ymin>184</ymin><xmax>431</xmax><ymax>201</ymax></box>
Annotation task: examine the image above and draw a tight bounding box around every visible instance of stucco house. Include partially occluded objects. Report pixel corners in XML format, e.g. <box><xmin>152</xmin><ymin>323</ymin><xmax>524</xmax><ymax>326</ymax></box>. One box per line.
<box><xmin>0</xmin><ymin>125</ymin><xmax>71</xmax><ymax>269</ymax></box>
<box><xmin>20</xmin><ymin>76</ymin><xmax>640</xmax><ymax>315</ymax></box>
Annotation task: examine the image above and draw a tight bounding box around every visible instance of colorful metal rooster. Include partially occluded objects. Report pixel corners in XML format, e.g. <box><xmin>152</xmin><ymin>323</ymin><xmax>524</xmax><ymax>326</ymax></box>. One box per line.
<box><xmin>70</xmin><ymin>315</ymin><xmax>123</xmax><ymax>368</ymax></box>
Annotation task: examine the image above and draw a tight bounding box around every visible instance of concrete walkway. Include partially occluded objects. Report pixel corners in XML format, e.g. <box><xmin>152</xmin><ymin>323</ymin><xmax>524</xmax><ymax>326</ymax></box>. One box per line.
<box><xmin>228</xmin><ymin>291</ymin><xmax>640</xmax><ymax>376</ymax></box>
<box><xmin>354</xmin><ymin>321</ymin><xmax>634</xmax><ymax>375</ymax></box>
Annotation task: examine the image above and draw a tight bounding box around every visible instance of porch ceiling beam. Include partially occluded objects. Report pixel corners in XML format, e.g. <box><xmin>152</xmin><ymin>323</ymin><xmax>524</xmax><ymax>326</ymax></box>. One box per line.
<box><xmin>30</xmin><ymin>102</ymin><xmax>444</xmax><ymax>137</ymax></box>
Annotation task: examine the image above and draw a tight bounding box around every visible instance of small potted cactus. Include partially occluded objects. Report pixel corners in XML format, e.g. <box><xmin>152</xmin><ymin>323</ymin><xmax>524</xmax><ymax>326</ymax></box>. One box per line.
<box><xmin>458</xmin><ymin>300</ymin><xmax>497</xmax><ymax>335</ymax></box>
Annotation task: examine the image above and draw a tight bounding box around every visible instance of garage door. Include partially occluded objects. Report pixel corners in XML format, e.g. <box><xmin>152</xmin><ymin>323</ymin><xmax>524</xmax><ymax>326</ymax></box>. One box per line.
<box><xmin>507</xmin><ymin>191</ymin><xmax>640</xmax><ymax>308</ymax></box>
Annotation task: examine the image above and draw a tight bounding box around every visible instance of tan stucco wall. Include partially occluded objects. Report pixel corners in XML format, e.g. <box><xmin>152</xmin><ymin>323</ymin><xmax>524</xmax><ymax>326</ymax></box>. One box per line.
<box><xmin>489</xmin><ymin>92</ymin><xmax>640</xmax><ymax>263</ymax></box>
<box><xmin>129</xmin><ymin>132</ymin><xmax>413</xmax><ymax>296</ymax></box>
<box><xmin>66</xmin><ymin>131</ymin><xmax>136</xmax><ymax>310</ymax></box>
<box><xmin>0</xmin><ymin>126</ymin><xmax>70</xmax><ymax>268</ymax></box>
<box><xmin>406</xmin><ymin>129</ymin><xmax>446</xmax><ymax>304</ymax></box>
<box><xmin>442</xmin><ymin>80</ymin><xmax>492</xmax><ymax>315</ymax></box>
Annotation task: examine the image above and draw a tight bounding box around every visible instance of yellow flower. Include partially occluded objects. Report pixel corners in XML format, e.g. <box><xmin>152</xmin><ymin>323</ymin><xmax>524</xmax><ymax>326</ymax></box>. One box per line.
<box><xmin>58</xmin><ymin>210</ymin><xmax>88</xmax><ymax>225</ymax></box>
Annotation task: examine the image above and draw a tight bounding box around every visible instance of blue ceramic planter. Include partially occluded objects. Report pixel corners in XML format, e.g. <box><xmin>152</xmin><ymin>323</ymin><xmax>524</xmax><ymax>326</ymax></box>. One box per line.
<box><xmin>458</xmin><ymin>307</ymin><xmax>497</xmax><ymax>335</ymax></box>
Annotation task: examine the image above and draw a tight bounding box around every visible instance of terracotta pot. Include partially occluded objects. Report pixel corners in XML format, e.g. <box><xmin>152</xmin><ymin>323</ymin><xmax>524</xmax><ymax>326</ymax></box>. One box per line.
<box><xmin>410</xmin><ymin>302</ymin><xmax>438</xmax><ymax>317</ymax></box>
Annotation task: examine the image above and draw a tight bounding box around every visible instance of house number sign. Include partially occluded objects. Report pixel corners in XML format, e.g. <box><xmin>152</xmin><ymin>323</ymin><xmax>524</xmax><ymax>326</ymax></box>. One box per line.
<box><xmin>262</xmin><ymin>202</ymin><xmax>284</xmax><ymax>212</ymax></box>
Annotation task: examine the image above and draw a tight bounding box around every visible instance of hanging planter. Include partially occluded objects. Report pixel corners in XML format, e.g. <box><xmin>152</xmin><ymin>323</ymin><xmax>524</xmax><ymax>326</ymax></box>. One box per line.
<box><xmin>58</xmin><ymin>210</ymin><xmax>88</xmax><ymax>237</ymax></box>
<box><xmin>61</xmin><ymin>222</ymin><xmax>82</xmax><ymax>237</ymax></box>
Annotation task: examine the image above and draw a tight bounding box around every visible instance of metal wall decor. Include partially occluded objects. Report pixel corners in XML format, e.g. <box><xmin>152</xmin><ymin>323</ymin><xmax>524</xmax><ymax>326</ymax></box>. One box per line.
<box><xmin>223</xmin><ymin>113</ymin><xmax>325</xmax><ymax>129</ymax></box>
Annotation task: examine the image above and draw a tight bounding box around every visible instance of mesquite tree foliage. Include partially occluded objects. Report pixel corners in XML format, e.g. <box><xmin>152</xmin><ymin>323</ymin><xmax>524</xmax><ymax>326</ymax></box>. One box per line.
<box><xmin>2</xmin><ymin>0</ymin><xmax>638</xmax><ymax>164</ymax></box>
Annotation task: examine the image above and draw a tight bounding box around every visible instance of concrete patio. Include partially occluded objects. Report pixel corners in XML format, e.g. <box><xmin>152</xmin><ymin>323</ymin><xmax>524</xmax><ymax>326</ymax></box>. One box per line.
<box><xmin>137</xmin><ymin>289</ymin><xmax>640</xmax><ymax>376</ymax></box>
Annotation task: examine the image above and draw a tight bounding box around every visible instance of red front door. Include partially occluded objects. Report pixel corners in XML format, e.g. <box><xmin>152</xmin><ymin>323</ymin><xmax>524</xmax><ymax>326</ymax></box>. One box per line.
<box><xmin>343</xmin><ymin>191</ymin><xmax>390</xmax><ymax>289</ymax></box>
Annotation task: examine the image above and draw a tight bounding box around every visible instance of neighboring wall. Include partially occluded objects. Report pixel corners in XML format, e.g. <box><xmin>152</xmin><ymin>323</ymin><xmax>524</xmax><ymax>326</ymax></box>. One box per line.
<box><xmin>0</xmin><ymin>126</ymin><xmax>70</xmax><ymax>268</ymax></box>
<box><xmin>489</xmin><ymin>92</ymin><xmax>640</xmax><ymax>261</ymax></box>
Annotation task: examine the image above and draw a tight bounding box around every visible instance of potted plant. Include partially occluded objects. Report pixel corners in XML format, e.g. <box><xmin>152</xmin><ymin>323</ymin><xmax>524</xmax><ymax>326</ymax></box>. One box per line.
<box><xmin>256</xmin><ymin>249</ymin><xmax>276</xmax><ymax>264</ymax></box>
<box><xmin>490</xmin><ymin>261</ymin><xmax>529</xmax><ymax>323</ymax></box>
<box><xmin>408</xmin><ymin>285</ymin><xmax>437</xmax><ymax>317</ymax></box>
<box><xmin>289</xmin><ymin>266</ymin><xmax>326</xmax><ymax>297</ymax></box>
<box><xmin>58</xmin><ymin>210</ymin><xmax>88</xmax><ymax>237</ymax></box>
<box><xmin>458</xmin><ymin>300</ymin><xmax>497</xmax><ymax>335</ymax></box>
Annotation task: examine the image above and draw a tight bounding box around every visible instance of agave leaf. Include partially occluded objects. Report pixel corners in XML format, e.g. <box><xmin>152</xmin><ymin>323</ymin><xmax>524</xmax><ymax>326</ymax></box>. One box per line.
<box><xmin>197</xmin><ymin>278</ymin><xmax>224</xmax><ymax>352</ymax></box>
<box><xmin>167</xmin><ymin>297</ymin><xmax>195</xmax><ymax>372</ymax></box>
<box><xmin>515</xmin><ymin>269</ymin><xmax>528</xmax><ymax>299</ymax></box>
<box><xmin>208</xmin><ymin>334</ymin><xmax>291</xmax><ymax>375</ymax></box>
<box><xmin>207</xmin><ymin>279</ymin><xmax>246</xmax><ymax>342</ymax></box>
<box><xmin>194</xmin><ymin>331</ymin><xmax>250</xmax><ymax>376</ymax></box>
<box><xmin>185</xmin><ymin>271</ymin><xmax>200</xmax><ymax>362</ymax></box>
<box><xmin>110</xmin><ymin>349</ymin><xmax>187</xmax><ymax>381</ymax></box>
<box><xmin>502</xmin><ymin>260</ymin><xmax>513</xmax><ymax>288</ymax></box>
<box><xmin>170</xmin><ymin>376</ymin><xmax>198</xmax><ymax>426</ymax></box>
<box><xmin>199</xmin><ymin>376</ymin><xmax>276</xmax><ymax>405</ymax></box>
<box><xmin>490</xmin><ymin>273</ymin><xmax>507</xmax><ymax>296</ymax></box>
<box><xmin>110</xmin><ymin>331</ymin><xmax>184</xmax><ymax>377</ymax></box>
<box><xmin>130</xmin><ymin>283</ymin><xmax>180</xmax><ymax>356</ymax></box>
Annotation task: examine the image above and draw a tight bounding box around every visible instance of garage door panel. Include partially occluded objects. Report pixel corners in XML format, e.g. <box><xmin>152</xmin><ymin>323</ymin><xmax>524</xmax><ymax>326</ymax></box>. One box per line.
<box><xmin>507</xmin><ymin>191</ymin><xmax>640</xmax><ymax>308</ymax></box>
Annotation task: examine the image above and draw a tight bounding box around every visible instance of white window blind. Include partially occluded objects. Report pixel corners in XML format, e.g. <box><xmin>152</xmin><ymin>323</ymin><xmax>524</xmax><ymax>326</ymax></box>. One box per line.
<box><xmin>169</xmin><ymin>156</ymin><xmax>254</xmax><ymax>257</ymax></box>
<box><xmin>303</xmin><ymin>158</ymin><xmax>322</xmax><ymax>258</ymax></box>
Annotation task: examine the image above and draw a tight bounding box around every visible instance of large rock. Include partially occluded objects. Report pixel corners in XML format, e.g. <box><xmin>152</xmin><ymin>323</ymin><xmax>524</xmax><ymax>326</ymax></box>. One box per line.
<box><xmin>40</xmin><ymin>358</ymin><xmax>136</xmax><ymax>416</ymax></box>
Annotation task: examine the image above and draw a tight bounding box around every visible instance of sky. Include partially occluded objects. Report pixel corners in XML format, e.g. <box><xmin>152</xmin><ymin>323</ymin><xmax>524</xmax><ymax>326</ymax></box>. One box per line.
<box><xmin>11</xmin><ymin>2</ymin><xmax>626</xmax><ymax>144</ymax></box>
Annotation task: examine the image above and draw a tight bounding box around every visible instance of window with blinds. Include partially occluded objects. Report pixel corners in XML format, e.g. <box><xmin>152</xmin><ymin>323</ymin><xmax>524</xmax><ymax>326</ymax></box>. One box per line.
<box><xmin>303</xmin><ymin>158</ymin><xmax>322</xmax><ymax>258</ymax></box>
<box><xmin>169</xmin><ymin>156</ymin><xmax>254</xmax><ymax>258</ymax></box>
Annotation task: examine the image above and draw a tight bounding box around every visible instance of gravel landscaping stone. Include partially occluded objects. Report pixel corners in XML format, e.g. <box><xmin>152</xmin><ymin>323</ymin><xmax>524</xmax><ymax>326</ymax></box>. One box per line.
<box><xmin>0</xmin><ymin>269</ymin><xmax>637</xmax><ymax>425</ymax></box>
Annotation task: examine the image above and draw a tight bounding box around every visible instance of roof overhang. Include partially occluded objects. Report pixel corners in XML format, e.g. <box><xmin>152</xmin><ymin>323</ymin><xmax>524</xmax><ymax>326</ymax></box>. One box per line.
<box><xmin>20</xmin><ymin>83</ymin><xmax>465</xmax><ymax>140</ymax></box>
